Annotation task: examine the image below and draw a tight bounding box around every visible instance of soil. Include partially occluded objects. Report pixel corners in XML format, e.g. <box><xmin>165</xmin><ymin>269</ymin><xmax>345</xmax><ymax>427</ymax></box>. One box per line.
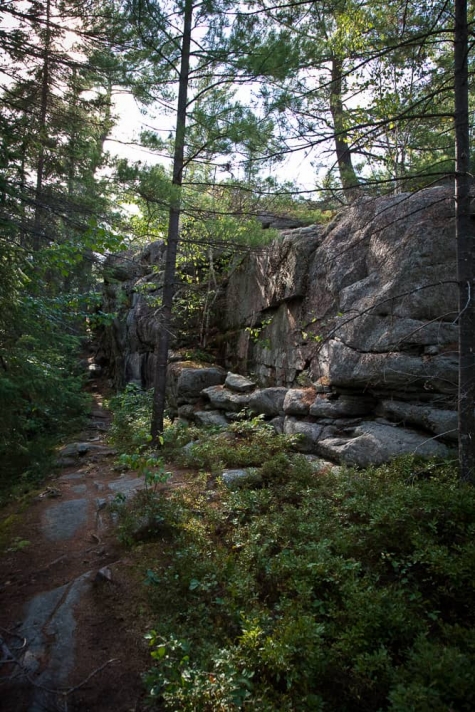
<box><xmin>0</xmin><ymin>379</ymin><xmax>185</xmax><ymax>712</ymax></box>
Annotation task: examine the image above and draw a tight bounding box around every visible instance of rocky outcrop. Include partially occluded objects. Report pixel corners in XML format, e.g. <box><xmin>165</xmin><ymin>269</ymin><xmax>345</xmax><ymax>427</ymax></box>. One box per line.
<box><xmin>169</xmin><ymin>369</ymin><xmax>450</xmax><ymax>466</ymax></box>
<box><xmin>100</xmin><ymin>187</ymin><xmax>461</xmax><ymax>465</ymax></box>
<box><xmin>225</xmin><ymin>188</ymin><xmax>458</xmax><ymax>393</ymax></box>
<box><xmin>100</xmin><ymin>241</ymin><xmax>167</xmax><ymax>388</ymax></box>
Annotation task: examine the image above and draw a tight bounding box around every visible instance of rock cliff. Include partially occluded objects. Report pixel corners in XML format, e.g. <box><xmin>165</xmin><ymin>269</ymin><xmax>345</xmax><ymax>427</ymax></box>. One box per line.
<box><xmin>100</xmin><ymin>187</ymin><xmax>460</xmax><ymax>465</ymax></box>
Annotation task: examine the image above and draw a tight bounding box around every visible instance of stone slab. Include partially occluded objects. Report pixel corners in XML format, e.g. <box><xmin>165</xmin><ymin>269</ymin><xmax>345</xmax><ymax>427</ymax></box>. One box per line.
<box><xmin>42</xmin><ymin>499</ymin><xmax>88</xmax><ymax>541</ymax></box>
<box><xmin>21</xmin><ymin>573</ymin><xmax>92</xmax><ymax>712</ymax></box>
<box><xmin>107</xmin><ymin>476</ymin><xmax>144</xmax><ymax>497</ymax></box>
<box><xmin>71</xmin><ymin>484</ymin><xmax>87</xmax><ymax>494</ymax></box>
<box><xmin>58</xmin><ymin>472</ymin><xmax>85</xmax><ymax>482</ymax></box>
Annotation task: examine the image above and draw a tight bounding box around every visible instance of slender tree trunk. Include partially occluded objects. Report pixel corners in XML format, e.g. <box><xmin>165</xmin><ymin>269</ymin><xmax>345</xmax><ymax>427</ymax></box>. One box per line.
<box><xmin>150</xmin><ymin>0</ymin><xmax>193</xmax><ymax>443</ymax></box>
<box><xmin>454</xmin><ymin>0</ymin><xmax>475</xmax><ymax>482</ymax></box>
<box><xmin>91</xmin><ymin>76</ymin><xmax>113</xmax><ymax>176</ymax></box>
<box><xmin>67</xmin><ymin>68</ymin><xmax>79</xmax><ymax>198</ymax></box>
<box><xmin>329</xmin><ymin>56</ymin><xmax>361</xmax><ymax>203</ymax></box>
<box><xmin>33</xmin><ymin>0</ymin><xmax>52</xmax><ymax>251</ymax></box>
<box><xmin>19</xmin><ymin>137</ymin><xmax>28</xmax><ymax>246</ymax></box>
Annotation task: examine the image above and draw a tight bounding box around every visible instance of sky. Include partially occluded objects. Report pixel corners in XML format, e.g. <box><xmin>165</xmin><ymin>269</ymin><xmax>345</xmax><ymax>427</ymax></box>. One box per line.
<box><xmin>106</xmin><ymin>91</ymin><xmax>322</xmax><ymax>195</ymax></box>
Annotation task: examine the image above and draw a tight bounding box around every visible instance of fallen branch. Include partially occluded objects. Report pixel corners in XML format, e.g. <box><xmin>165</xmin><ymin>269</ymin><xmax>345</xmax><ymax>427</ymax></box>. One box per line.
<box><xmin>0</xmin><ymin>633</ymin><xmax>120</xmax><ymax>706</ymax></box>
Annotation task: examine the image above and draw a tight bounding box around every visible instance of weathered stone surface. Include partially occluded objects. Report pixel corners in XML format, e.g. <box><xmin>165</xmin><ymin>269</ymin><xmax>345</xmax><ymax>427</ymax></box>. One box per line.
<box><xmin>309</xmin><ymin>394</ymin><xmax>375</xmax><ymax>418</ymax></box>
<box><xmin>225</xmin><ymin>372</ymin><xmax>256</xmax><ymax>393</ymax></box>
<box><xmin>270</xmin><ymin>416</ymin><xmax>285</xmax><ymax>433</ymax></box>
<box><xmin>194</xmin><ymin>410</ymin><xmax>229</xmax><ymax>427</ymax></box>
<box><xmin>283</xmin><ymin>417</ymin><xmax>323</xmax><ymax>452</ymax></box>
<box><xmin>225</xmin><ymin>187</ymin><xmax>458</xmax><ymax>391</ymax></box>
<box><xmin>316</xmin><ymin>341</ymin><xmax>458</xmax><ymax>394</ymax></box>
<box><xmin>377</xmin><ymin>400</ymin><xmax>458</xmax><ymax>443</ymax></box>
<box><xmin>177</xmin><ymin>404</ymin><xmax>196</xmax><ymax>419</ymax></box>
<box><xmin>107</xmin><ymin>475</ymin><xmax>144</xmax><ymax>497</ymax></box>
<box><xmin>249</xmin><ymin>387</ymin><xmax>288</xmax><ymax>416</ymax></box>
<box><xmin>101</xmin><ymin>186</ymin><xmax>462</xmax><ymax>467</ymax></box>
<box><xmin>42</xmin><ymin>499</ymin><xmax>88</xmax><ymax>541</ymax></box>
<box><xmin>225</xmin><ymin>228</ymin><xmax>322</xmax><ymax>330</ymax></box>
<box><xmin>221</xmin><ymin>468</ymin><xmax>262</xmax><ymax>489</ymax></box>
<box><xmin>283</xmin><ymin>388</ymin><xmax>316</xmax><ymax>416</ymax></box>
<box><xmin>21</xmin><ymin>572</ymin><xmax>92</xmax><ymax>711</ymax></box>
<box><xmin>176</xmin><ymin>367</ymin><xmax>226</xmax><ymax>405</ymax></box>
<box><xmin>317</xmin><ymin>421</ymin><xmax>449</xmax><ymax>467</ymax></box>
<box><xmin>57</xmin><ymin>442</ymin><xmax>116</xmax><ymax>460</ymax></box>
<box><xmin>201</xmin><ymin>385</ymin><xmax>251</xmax><ymax>412</ymax></box>
<box><xmin>71</xmin><ymin>484</ymin><xmax>87</xmax><ymax>494</ymax></box>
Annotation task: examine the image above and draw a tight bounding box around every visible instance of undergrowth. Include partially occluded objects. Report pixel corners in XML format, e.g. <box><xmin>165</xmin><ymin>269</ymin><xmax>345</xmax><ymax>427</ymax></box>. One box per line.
<box><xmin>107</xmin><ymin>391</ymin><xmax>475</xmax><ymax>710</ymax></box>
<box><xmin>0</xmin><ymin>338</ymin><xmax>90</xmax><ymax>506</ymax></box>
<box><xmin>107</xmin><ymin>384</ymin><xmax>155</xmax><ymax>454</ymax></box>
<box><xmin>139</xmin><ymin>455</ymin><xmax>475</xmax><ymax>712</ymax></box>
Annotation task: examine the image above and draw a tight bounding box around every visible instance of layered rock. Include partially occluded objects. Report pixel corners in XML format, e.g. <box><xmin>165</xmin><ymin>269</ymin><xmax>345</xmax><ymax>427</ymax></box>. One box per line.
<box><xmin>170</xmin><ymin>372</ymin><xmax>450</xmax><ymax>466</ymax></box>
<box><xmin>100</xmin><ymin>187</ymin><xmax>461</xmax><ymax>465</ymax></box>
<box><xmin>225</xmin><ymin>188</ymin><xmax>458</xmax><ymax>394</ymax></box>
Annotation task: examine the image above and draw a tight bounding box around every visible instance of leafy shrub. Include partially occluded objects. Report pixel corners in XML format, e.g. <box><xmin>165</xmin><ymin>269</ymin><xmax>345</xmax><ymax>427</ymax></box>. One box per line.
<box><xmin>0</xmin><ymin>324</ymin><xmax>89</xmax><ymax>498</ymax></box>
<box><xmin>179</xmin><ymin>416</ymin><xmax>299</xmax><ymax>473</ymax></box>
<box><xmin>141</xmin><ymin>457</ymin><xmax>475</xmax><ymax>711</ymax></box>
<box><xmin>108</xmin><ymin>384</ymin><xmax>154</xmax><ymax>453</ymax></box>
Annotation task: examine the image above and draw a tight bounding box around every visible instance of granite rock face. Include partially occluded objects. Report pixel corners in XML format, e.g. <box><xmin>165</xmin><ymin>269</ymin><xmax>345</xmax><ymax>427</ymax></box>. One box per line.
<box><xmin>225</xmin><ymin>188</ymin><xmax>458</xmax><ymax>391</ymax></box>
<box><xmin>100</xmin><ymin>188</ymin><xmax>460</xmax><ymax>465</ymax></box>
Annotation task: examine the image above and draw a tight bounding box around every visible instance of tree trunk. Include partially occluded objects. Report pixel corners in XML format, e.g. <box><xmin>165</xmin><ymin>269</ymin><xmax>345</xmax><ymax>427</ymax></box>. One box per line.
<box><xmin>454</xmin><ymin>0</ymin><xmax>475</xmax><ymax>482</ymax></box>
<box><xmin>33</xmin><ymin>0</ymin><xmax>52</xmax><ymax>251</ymax></box>
<box><xmin>150</xmin><ymin>0</ymin><xmax>193</xmax><ymax>443</ymax></box>
<box><xmin>329</xmin><ymin>56</ymin><xmax>361</xmax><ymax>203</ymax></box>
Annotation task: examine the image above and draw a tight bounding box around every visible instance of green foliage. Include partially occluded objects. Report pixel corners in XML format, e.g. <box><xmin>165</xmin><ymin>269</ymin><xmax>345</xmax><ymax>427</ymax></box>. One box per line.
<box><xmin>118</xmin><ymin>452</ymin><xmax>172</xmax><ymax>492</ymax></box>
<box><xmin>179</xmin><ymin>416</ymin><xmax>299</xmax><ymax>473</ymax></box>
<box><xmin>107</xmin><ymin>383</ymin><xmax>173</xmax><ymax>542</ymax></box>
<box><xmin>140</xmin><ymin>456</ymin><xmax>475</xmax><ymax>711</ymax></box>
<box><xmin>108</xmin><ymin>384</ymin><xmax>154</xmax><ymax>454</ymax></box>
<box><xmin>0</xmin><ymin>268</ymin><xmax>90</xmax><ymax>498</ymax></box>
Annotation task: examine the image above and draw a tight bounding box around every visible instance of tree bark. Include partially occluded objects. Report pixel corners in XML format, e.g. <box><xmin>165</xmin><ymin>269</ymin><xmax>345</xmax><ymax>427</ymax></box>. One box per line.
<box><xmin>33</xmin><ymin>0</ymin><xmax>52</xmax><ymax>251</ymax></box>
<box><xmin>329</xmin><ymin>56</ymin><xmax>361</xmax><ymax>203</ymax></box>
<box><xmin>454</xmin><ymin>0</ymin><xmax>475</xmax><ymax>482</ymax></box>
<box><xmin>150</xmin><ymin>0</ymin><xmax>193</xmax><ymax>443</ymax></box>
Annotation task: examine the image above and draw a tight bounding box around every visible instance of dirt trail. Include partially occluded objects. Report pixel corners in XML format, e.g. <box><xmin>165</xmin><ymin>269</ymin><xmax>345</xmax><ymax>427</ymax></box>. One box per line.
<box><xmin>0</xmin><ymin>386</ymin><xmax>158</xmax><ymax>711</ymax></box>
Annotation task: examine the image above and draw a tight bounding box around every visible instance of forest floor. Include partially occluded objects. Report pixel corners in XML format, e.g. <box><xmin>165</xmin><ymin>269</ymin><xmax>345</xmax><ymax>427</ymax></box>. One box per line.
<box><xmin>0</xmin><ymin>380</ymin><xmax>180</xmax><ymax>712</ymax></box>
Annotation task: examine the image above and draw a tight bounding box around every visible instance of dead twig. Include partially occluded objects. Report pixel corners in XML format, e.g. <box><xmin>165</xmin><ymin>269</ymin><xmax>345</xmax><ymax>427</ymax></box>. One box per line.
<box><xmin>0</xmin><ymin>633</ymin><xmax>120</xmax><ymax>703</ymax></box>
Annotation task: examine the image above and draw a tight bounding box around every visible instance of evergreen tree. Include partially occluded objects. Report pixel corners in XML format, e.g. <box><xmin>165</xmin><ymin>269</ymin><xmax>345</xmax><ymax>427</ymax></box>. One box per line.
<box><xmin>122</xmin><ymin>0</ymin><xmax>281</xmax><ymax>440</ymax></box>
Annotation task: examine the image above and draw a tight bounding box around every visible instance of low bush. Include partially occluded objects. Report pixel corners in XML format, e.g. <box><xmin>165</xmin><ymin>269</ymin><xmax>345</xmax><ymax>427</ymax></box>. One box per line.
<box><xmin>0</xmin><ymin>330</ymin><xmax>90</xmax><ymax>502</ymax></box>
<box><xmin>141</xmin><ymin>456</ymin><xmax>475</xmax><ymax>711</ymax></box>
<box><xmin>107</xmin><ymin>384</ymin><xmax>154</xmax><ymax>453</ymax></box>
<box><xmin>178</xmin><ymin>416</ymin><xmax>300</xmax><ymax>473</ymax></box>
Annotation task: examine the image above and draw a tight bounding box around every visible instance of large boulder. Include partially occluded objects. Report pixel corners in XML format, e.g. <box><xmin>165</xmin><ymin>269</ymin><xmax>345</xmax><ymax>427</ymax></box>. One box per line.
<box><xmin>171</xmin><ymin>366</ymin><xmax>227</xmax><ymax>406</ymax></box>
<box><xmin>309</xmin><ymin>394</ymin><xmax>375</xmax><ymax>418</ymax></box>
<box><xmin>100</xmin><ymin>186</ymin><xmax>461</xmax><ymax>467</ymax></box>
<box><xmin>283</xmin><ymin>417</ymin><xmax>323</xmax><ymax>452</ymax></box>
<box><xmin>224</xmin><ymin>372</ymin><xmax>256</xmax><ymax>393</ymax></box>
<box><xmin>194</xmin><ymin>410</ymin><xmax>229</xmax><ymax>427</ymax></box>
<box><xmin>283</xmin><ymin>388</ymin><xmax>317</xmax><ymax>416</ymax></box>
<box><xmin>249</xmin><ymin>387</ymin><xmax>288</xmax><ymax>417</ymax></box>
<box><xmin>201</xmin><ymin>385</ymin><xmax>252</xmax><ymax>412</ymax></box>
<box><xmin>317</xmin><ymin>421</ymin><xmax>449</xmax><ymax>467</ymax></box>
<box><xmin>226</xmin><ymin>187</ymin><xmax>458</xmax><ymax>395</ymax></box>
<box><xmin>377</xmin><ymin>400</ymin><xmax>458</xmax><ymax>443</ymax></box>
